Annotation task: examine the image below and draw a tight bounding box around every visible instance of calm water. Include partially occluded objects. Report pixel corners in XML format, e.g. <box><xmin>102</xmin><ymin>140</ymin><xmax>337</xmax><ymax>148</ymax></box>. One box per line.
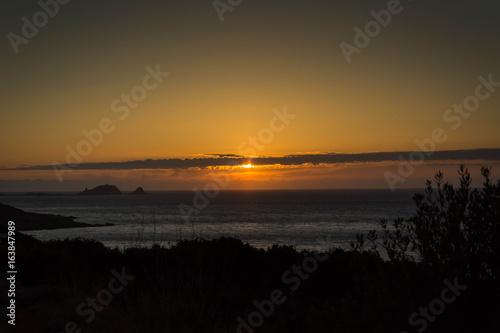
<box><xmin>1</xmin><ymin>189</ymin><xmax>420</xmax><ymax>251</ymax></box>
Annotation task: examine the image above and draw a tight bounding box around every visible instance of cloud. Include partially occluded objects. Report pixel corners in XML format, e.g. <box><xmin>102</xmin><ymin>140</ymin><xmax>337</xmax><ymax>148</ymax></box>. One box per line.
<box><xmin>2</xmin><ymin>149</ymin><xmax>499</xmax><ymax>171</ymax></box>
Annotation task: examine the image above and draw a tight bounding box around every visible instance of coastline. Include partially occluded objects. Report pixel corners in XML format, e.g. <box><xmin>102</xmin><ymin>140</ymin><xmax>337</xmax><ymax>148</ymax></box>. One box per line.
<box><xmin>0</xmin><ymin>202</ymin><xmax>113</xmax><ymax>231</ymax></box>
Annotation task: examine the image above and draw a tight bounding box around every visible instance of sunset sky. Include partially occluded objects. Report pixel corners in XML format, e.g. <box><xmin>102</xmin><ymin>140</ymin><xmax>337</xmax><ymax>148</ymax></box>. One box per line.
<box><xmin>1</xmin><ymin>0</ymin><xmax>499</xmax><ymax>191</ymax></box>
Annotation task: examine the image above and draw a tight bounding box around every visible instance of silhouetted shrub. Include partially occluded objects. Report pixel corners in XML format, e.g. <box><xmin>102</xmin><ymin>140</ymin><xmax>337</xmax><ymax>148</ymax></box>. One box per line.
<box><xmin>355</xmin><ymin>165</ymin><xmax>500</xmax><ymax>281</ymax></box>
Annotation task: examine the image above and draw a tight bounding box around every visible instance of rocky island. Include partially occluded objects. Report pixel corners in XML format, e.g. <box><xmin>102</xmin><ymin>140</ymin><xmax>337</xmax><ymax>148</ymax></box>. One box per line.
<box><xmin>129</xmin><ymin>187</ymin><xmax>148</xmax><ymax>195</ymax></box>
<box><xmin>79</xmin><ymin>184</ymin><xmax>122</xmax><ymax>195</ymax></box>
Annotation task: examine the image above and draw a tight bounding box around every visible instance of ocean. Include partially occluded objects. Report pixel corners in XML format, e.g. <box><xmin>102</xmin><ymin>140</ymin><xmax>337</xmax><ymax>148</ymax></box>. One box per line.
<box><xmin>1</xmin><ymin>189</ymin><xmax>420</xmax><ymax>251</ymax></box>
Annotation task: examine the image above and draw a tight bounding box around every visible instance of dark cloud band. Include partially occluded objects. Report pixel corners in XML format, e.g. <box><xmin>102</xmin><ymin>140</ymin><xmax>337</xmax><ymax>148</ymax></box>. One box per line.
<box><xmin>3</xmin><ymin>149</ymin><xmax>500</xmax><ymax>171</ymax></box>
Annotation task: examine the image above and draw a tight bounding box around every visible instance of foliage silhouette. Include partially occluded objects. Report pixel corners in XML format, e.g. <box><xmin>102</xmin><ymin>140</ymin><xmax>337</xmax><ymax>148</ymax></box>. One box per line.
<box><xmin>353</xmin><ymin>165</ymin><xmax>500</xmax><ymax>281</ymax></box>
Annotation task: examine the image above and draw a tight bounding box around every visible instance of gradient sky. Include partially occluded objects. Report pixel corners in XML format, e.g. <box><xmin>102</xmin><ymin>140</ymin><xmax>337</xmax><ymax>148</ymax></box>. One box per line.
<box><xmin>1</xmin><ymin>0</ymin><xmax>499</xmax><ymax>191</ymax></box>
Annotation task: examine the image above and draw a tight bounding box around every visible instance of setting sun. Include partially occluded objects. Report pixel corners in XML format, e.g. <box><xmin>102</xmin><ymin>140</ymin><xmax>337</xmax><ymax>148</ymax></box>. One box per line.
<box><xmin>241</xmin><ymin>164</ymin><xmax>253</xmax><ymax>169</ymax></box>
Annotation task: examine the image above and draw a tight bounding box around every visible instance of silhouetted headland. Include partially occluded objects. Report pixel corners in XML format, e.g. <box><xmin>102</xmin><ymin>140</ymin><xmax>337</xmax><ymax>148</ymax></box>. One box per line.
<box><xmin>0</xmin><ymin>203</ymin><xmax>113</xmax><ymax>231</ymax></box>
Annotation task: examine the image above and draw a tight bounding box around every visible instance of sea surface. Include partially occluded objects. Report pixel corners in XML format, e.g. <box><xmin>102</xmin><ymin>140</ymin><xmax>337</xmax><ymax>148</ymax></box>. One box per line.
<box><xmin>1</xmin><ymin>189</ymin><xmax>421</xmax><ymax>252</ymax></box>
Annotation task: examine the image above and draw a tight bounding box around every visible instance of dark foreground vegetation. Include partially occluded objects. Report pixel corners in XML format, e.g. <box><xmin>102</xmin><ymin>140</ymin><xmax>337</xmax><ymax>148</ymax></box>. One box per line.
<box><xmin>1</xmin><ymin>166</ymin><xmax>499</xmax><ymax>332</ymax></box>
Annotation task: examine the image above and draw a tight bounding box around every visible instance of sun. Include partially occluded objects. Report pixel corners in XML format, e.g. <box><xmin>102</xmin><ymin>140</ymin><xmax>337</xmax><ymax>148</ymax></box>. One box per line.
<box><xmin>241</xmin><ymin>163</ymin><xmax>253</xmax><ymax>169</ymax></box>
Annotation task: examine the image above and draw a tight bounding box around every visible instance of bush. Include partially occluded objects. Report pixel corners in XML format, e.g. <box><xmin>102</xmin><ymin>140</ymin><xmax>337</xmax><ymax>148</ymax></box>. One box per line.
<box><xmin>354</xmin><ymin>165</ymin><xmax>500</xmax><ymax>281</ymax></box>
